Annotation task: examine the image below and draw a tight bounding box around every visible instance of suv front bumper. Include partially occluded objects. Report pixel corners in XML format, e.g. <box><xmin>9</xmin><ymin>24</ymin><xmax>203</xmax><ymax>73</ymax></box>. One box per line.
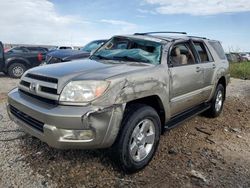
<box><xmin>7</xmin><ymin>88</ymin><xmax>124</xmax><ymax>149</ymax></box>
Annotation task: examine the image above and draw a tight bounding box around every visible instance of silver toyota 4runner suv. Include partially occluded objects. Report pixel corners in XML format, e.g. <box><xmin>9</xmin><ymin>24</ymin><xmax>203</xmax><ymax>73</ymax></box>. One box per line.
<box><xmin>7</xmin><ymin>32</ymin><xmax>230</xmax><ymax>172</ymax></box>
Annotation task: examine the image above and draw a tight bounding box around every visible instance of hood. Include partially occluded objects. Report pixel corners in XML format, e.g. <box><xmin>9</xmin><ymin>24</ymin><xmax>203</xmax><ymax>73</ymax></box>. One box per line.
<box><xmin>26</xmin><ymin>59</ymin><xmax>153</xmax><ymax>92</ymax></box>
<box><xmin>47</xmin><ymin>49</ymin><xmax>89</xmax><ymax>60</ymax></box>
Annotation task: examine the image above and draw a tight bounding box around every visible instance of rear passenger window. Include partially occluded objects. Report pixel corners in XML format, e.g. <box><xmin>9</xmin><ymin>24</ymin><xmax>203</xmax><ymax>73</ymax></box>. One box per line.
<box><xmin>170</xmin><ymin>43</ymin><xmax>196</xmax><ymax>66</ymax></box>
<box><xmin>209</xmin><ymin>41</ymin><xmax>226</xmax><ymax>60</ymax></box>
<box><xmin>194</xmin><ymin>42</ymin><xmax>213</xmax><ymax>63</ymax></box>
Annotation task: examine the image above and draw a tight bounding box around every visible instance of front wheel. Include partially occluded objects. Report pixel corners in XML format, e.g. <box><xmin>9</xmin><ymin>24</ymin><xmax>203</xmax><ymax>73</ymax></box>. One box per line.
<box><xmin>112</xmin><ymin>104</ymin><xmax>161</xmax><ymax>173</ymax></box>
<box><xmin>205</xmin><ymin>84</ymin><xmax>225</xmax><ymax>118</ymax></box>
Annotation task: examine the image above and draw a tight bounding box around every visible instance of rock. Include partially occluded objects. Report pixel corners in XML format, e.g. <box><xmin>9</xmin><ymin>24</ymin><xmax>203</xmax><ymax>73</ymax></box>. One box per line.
<box><xmin>187</xmin><ymin>159</ymin><xmax>193</xmax><ymax>168</ymax></box>
<box><xmin>237</xmin><ymin>135</ymin><xmax>242</xmax><ymax>138</ymax></box>
<box><xmin>237</xmin><ymin>109</ymin><xmax>242</xmax><ymax>113</ymax></box>
<box><xmin>190</xmin><ymin>170</ymin><xmax>208</xmax><ymax>183</ymax></box>
<box><xmin>168</xmin><ymin>147</ymin><xmax>178</xmax><ymax>155</ymax></box>
<box><xmin>230</xmin><ymin>128</ymin><xmax>241</xmax><ymax>133</ymax></box>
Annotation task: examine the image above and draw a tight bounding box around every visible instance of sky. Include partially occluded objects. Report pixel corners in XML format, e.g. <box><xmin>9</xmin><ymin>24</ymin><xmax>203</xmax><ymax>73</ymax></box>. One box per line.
<box><xmin>0</xmin><ymin>0</ymin><xmax>249</xmax><ymax>52</ymax></box>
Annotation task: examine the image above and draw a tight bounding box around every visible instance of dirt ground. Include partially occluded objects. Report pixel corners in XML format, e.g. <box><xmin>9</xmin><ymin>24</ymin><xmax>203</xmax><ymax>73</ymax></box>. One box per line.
<box><xmin>0</xmin><ymin>73</ymin><xmax>250</xmax><ymax>188</ymax></box>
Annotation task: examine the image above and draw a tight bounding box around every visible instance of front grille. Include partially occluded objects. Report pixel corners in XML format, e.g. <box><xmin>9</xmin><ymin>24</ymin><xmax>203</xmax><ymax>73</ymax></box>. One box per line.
<box><xmin>10</xmin><ymin>105</ymin><xmax>44</xmax><ymax>132</ymax></box>
<box><xmin>20</xmin><ymin>80</ymin><xmax>30</xmax><ymax>87</ymax></box>
<box><xmin>19</xmin><ymin>89</ymin><xmax>58</xmax><ymax>105</ymax></box>
<box><xmin>18</xmin><ymin>73</ymin><xmax>59</xmax><ymax>103</ymax></box>
<box><xmin>26</xmin><ymin>73</ymin><xmax>58</xmax><ymax>84</ymax></box>
<box><xmin>40</xmin><ymin>86</ymin><xmax>57</xmax><ymax>94</ymax></box>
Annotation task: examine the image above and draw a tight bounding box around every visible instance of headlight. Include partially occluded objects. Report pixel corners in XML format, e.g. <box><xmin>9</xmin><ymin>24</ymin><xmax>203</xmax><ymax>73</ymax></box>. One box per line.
<box><xmin>59</xmin><ymin>80</ymin><xmax>109</xmax><ymax>103</ymax></box>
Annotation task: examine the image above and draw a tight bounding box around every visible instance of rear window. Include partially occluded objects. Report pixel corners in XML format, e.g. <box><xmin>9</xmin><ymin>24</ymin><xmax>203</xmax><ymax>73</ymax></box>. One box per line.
<box><xmin>59</xmin><ymin>47</ymin><xmax>72</xmax><ymax>49</ymax></box>
<box><xmin>209</xmin><ymin>41</ymin><xmax>226</xmax><ymax>60</ymax></box>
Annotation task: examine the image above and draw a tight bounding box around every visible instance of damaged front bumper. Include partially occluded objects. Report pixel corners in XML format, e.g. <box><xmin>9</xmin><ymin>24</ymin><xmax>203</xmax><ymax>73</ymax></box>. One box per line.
<box><xmin>7</xmin><ymin>88</ymin><xmax>124</xmax><ymax>149</ymax></box>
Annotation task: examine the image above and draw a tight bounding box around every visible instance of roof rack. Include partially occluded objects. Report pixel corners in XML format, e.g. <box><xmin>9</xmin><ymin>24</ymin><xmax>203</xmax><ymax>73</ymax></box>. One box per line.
<box><xmin>188</xmin><ymin>35</ymin><xmax>208</xmax><ymax>40</ymax></box>
<box><xmin>134</xmin><ymin>31</ymin><xmax>187</xmax><ymax>35</ymax></box>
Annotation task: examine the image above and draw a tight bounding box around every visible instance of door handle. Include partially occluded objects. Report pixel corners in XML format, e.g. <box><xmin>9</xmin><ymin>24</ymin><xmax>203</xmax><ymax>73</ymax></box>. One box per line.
<box><xmin>212</xmin><ymin>64</ymin><xmax>216</xmax><ymax>69</ymax></box>
<box><xmin>196</xmin><ymin>66</ymin><xmax>202</xmax><ymax>72</ymax></box>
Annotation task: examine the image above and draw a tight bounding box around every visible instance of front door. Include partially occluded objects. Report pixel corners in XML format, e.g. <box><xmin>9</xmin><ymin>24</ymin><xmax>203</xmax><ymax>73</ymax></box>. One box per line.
<box><xmin>0</xmin><ymin>42</ymin><xmax>4</xmax><ymax>71</ymax></box>
<box><xmin>169</xmin><ymin>41</ymin><xmax>205</xmax><ymax>116</ymax></box>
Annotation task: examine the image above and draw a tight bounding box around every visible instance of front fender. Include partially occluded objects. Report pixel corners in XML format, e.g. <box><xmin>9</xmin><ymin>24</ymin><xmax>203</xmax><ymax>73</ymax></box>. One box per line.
<box><xmin>92</xmin><ymin>65</ymin><xmax>171</xmax><ymax>121</ymax></box>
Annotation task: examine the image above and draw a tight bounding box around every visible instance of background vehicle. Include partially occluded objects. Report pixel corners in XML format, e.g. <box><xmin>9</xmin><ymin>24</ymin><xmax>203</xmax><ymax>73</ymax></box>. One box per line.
<box><xmin>0</xmin><ymin>45</ymin><xmax>48</xmax><ymax>78</ymax></box>
<box><xmin>0</xmin><ymin>42</ymin><xmax>4</xmax><ymax>72</ymax></box>
<box><xmin>49</xmin><ymin>46</ymin><xmax>74</xmax><ymax>51</ymax></box>
<box><xmin>240</xmin><ymin>53</ymin><xmax>250</xmax><ymax>61</ymax></box>
<box><xmin>43</xmin><ymin>39</ymin><xmax>107</xmax><ymax>65</ymax></box>
<box><xmin>226</xmin><ymin>53</ymin><xmax>238</xmax><ymax>63</ymax></box>
<box><xmin>231</xmin><ymin>52</ymin><xmax>246</xmax><ymax>62</ymax></box>
<box><xmin>7</xmin><ymin>32</ymin><xmax>229</xmax><ymax>172</ymax></box>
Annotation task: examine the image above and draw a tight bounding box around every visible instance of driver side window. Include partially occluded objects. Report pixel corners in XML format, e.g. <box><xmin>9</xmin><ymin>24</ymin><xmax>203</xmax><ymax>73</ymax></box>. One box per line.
<box><xmin>170</xmin><ymin>43</ymin><xmax>195</xmax><ymax>66</ymax></box>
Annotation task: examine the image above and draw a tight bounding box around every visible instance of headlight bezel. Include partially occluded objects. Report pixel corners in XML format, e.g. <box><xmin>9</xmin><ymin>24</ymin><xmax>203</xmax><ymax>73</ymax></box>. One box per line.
<box><xmin>59</xmin><ymin>80</ymin><xmax>110</xmax><ymax>105</ymax></box>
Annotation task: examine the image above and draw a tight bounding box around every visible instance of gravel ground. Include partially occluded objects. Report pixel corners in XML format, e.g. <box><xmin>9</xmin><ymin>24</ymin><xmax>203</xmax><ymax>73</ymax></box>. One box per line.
<box><xmin>0</xmin><ymin>74</ymin><xmax>250</xmax><ymax>188</ymax></box>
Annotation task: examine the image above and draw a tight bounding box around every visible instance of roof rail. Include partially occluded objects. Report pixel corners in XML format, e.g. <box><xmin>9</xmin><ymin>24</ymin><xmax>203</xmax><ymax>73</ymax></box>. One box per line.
<box><xmin>188</xmin><ymin>35</ymin><xmax>208</xmax><ymax>40</ymax></box>
<box><xmin>134</xmin><ymin>31</ymin><xmax>187</xmax><ymax>35</ymax></box>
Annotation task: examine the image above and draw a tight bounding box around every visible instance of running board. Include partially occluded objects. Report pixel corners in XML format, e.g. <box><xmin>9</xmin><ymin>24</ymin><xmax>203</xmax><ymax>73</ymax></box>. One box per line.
<box><xmin>165</xmin><ymin>103</ymin><xmax>211</xmax><ymax>130</ymax></box>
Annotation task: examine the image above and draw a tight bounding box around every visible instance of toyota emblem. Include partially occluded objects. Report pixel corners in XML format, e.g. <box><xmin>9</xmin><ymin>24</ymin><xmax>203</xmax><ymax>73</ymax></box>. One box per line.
<box><xmin>30</xmin><ymin>82</ymin><xmax>37</xmax><ymax>93</ymax></box>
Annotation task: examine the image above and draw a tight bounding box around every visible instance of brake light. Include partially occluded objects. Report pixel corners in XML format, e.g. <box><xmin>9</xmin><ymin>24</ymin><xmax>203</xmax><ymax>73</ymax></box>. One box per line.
<box><xmin>38</xmin><ymin>53</ymin><xmax>43</xmax><ymax>62</ymax></box>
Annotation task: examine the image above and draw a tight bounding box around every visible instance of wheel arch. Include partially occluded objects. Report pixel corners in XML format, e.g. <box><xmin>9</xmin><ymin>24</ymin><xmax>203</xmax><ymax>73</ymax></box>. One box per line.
<box><xmin>5</xmin><ymin>58</ymin><xmax>30</xmax><ymax>70</ymax></box>
<box><xmin>125</xmin><ymin>95</ymin><xmax>166</xmax><ymax>129</ymax></box>
<box><xmin>217</xmin><ymin>76</ymin><xmax>226</xmax><ymax>99</ymax></box>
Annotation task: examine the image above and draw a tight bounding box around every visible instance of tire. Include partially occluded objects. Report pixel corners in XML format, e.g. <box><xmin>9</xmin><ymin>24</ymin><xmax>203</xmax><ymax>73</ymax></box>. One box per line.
<box><xmin>205</xmin><ymin>84</ymin><xmax>225</xmax><ymax>118</ymax></box>
<box><xmin>112</xmin><ymin>104</ymin><xmax>161</xmax><ymax>173</ymax></box>
<box><xmin>8</xmin><ymin>63</ymin><xmax>27</xmax><ymax>78</ymax></box>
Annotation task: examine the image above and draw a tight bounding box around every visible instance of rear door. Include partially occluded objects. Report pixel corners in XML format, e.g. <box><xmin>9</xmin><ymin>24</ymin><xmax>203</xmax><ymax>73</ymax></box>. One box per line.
<box><xmin>168</xmin><ymin>41</ymin><xmax>205</xmax><ymax>116</ymax></box>
<box><xmin>192</xmin><ymin>41</ymin><xmax>215</xmax><ymax>100</ymax></box>
<box><xmin>0</xmin><ymin>42</ymin><xmax>4</xmax><ymax>71</ymax></box>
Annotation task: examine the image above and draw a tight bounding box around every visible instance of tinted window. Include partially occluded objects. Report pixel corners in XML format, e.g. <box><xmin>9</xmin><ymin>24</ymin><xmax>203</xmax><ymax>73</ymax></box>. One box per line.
<box><xmin>194</xmin><ymin>42</ymin><xmax>213</xmax><ymax>62</ymax></box>
<box><xmin>209</xmin><ymin>41</ymin><xmax>226</xmax><ymax>60</ymax></box>
<box><xmin>27</xmin><ymin>47</ymin><xmax>47</xmax><ymax>53</ymax></box>
<box><xmin>170</xmin><ymin>43</ymin><xmax>196</xmax><ymax>66</ymax></box>
<box><xmin>10</xmin><ymin>47</ymin><xmax>29</xmax><ymax>53</ymax></box>
<box><xmin>59</xmin><ymin>47</ymin><xmax>72</xmax><ymax>49</ymax></box>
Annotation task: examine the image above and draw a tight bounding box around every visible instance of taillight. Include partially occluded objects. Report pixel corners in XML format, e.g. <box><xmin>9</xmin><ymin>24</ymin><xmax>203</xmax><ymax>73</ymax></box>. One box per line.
<box><xmin>38</xmin><ymin>53</ymin><xmax>43</xmax><ymax>62</ymax></box>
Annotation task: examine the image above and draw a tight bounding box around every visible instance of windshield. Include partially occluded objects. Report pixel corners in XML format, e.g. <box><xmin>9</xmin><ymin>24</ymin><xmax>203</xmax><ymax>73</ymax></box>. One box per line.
<box><xmin>80</xmin><ymin>41</ymin><xmax>105</xmax><ymax>52</ymax></box>
<box><xmin>91</xmin><ymin>37</ymin><xmax>162</xmax><ymax>64</ymax></box>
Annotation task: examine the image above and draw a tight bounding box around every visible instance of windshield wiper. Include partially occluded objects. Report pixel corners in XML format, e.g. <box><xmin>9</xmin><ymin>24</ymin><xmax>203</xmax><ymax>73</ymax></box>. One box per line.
<box><xmin>112</xmin><ymin>56</ymin><xmax>149</xmax><ymax>63</ymax></box>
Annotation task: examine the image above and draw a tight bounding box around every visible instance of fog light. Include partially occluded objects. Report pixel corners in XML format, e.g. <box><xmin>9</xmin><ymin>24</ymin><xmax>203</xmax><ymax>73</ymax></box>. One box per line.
<box><xmin>63</xmin><ymin>130</ymin><xmax>94</xmax><ymax>141</ymax></box>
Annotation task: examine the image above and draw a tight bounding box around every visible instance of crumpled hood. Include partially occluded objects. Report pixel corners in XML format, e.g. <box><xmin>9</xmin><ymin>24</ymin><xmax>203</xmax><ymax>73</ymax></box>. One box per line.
<box><xmin>25</xmin><ymin>59</ymin><xmax>153</xmax><ymax>92</ymax></box>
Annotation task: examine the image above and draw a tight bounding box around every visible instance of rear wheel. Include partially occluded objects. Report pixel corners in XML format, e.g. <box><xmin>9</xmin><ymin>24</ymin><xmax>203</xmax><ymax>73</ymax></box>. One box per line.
<box><xmin>8</xmin><ymin>63</ymin><xmax>27</xmax><ymax>78</ymax></box>
<box><xmin>205</xmin><ymin>84</ymin><xmax>225</xmax><ymax>118</ymax></box>
<box><xmin>112</xmin><ymin>104</ymin><xmax>161</xmax><ymax>173</ymax></box>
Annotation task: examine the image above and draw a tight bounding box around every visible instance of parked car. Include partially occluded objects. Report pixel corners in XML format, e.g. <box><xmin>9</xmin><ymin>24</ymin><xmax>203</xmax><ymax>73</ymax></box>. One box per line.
<box><xmin>42</xmin><ymin>40</ymin><xmax>107</xmax><ymax>65</ymax></box>
<box><xmin>240</xmin><ymin>53</ymin><xmax>250</xmax><ymax>61</ymax></box>
<box><xmin>7</xmin><ymin>32</ymin><xmax>230</xmax><ymax>172</ymax></box>
<box><xmin>49</xmin><ymin>46</ymin><xmax>74</xmax><ymax>51</ymax></box>
<box><xmin>226</xmin><ymin>53</ymin><xmax>238</xmax><ymax>63</ymax></box>
<box><xmin>230</xmin><ymin>52</ymin><xmax>246</xmax><ymax>62</ymax></box>
<box><xmin>0</xmin><ymin>44</ymin><xmax>48</xmax><ymax>78</ymax></box>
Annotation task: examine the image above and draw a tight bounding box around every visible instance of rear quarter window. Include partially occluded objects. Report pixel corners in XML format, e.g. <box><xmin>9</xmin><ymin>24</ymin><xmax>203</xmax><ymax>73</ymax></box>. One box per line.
<box><xmin>209</xmin><ymin>41</ymin><xmax>226</xmax><ymax>60</ymax></box>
